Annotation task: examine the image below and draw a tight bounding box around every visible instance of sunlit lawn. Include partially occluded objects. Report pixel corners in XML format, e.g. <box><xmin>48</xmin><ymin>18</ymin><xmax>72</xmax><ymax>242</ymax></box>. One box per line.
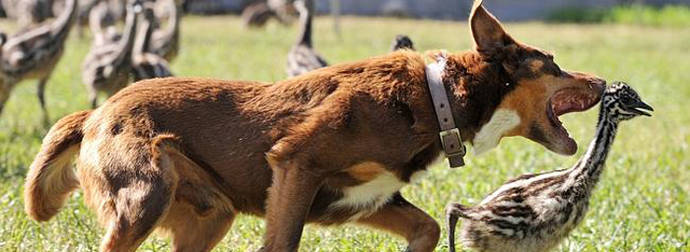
<box><xmin>0</xmin><ymin>15</ymin><xmax>688</xmax><ymax>251</ymax></box>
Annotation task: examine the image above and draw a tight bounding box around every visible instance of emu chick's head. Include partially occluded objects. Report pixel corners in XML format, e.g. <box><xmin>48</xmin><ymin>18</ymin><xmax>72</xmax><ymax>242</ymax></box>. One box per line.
<box><xmin>602</xmin><ymin>81</ymin><xmax>653</xmax><ymax>122</ymax></box>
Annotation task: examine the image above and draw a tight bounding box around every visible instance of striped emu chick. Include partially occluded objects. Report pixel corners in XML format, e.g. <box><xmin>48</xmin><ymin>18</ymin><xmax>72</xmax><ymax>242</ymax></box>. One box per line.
<box><xmin>82</xmin><ymin>0</ymin><xmax>141</xmax><ymax>108</ymax></box>
<box><xmin>130</xmin><ymin>3</ymin><xmax>173</xmax><ymax>81</ymax></box>
<box><xmin>447</xmin><ymin>82</ymin><xmax>653</xmax><ymax>252</ymax></box>
<box><xmin>89</xmin><ymin>1</ymin><xmax>120</xmax><ymax>46</ymax></box>
<box><xmin>286</xmin><ymin>0</ymin><xmax>328</xmax><ymax>77</ymax></box>
<box><xmin>0</xmin><ymin>0</ymin><xmax>77</xmax><ymax>118</ymax></box>
<box><xmin>149</xmin><ymin>0</ymin><xmax>181</xmax><ymax>62</ymax></box>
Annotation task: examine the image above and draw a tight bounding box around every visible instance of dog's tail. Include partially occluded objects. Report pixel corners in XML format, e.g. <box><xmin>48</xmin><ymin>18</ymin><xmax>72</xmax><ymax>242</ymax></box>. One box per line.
<box><xmin>24</xmin><ymin>110</ymin><xmax>90</xmax><ymax>221</ymax></box>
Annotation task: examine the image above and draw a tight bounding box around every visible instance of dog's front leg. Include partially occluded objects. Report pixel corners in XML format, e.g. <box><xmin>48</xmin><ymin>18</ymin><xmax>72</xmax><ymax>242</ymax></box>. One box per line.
<box><xmin>260</xmin><ymin>159</ymin><xmax>323</xmax><ymax>252</ymax></box>
<box><xmin>356</xmin><ymin>193</ymin><xmax>440</xmax><ymax>252</ymax></box>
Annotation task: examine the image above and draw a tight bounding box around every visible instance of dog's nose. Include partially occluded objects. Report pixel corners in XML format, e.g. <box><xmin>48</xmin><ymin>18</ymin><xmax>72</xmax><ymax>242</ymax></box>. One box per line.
<box><xmin>590</xmin><ymin>77</ymin><xmax>606</xmax><ymax>86</ymax></box>
<box><xmin>587</xmin><ymin>77</ymin><xmax>606</xmax><ymax>93</ymax></box>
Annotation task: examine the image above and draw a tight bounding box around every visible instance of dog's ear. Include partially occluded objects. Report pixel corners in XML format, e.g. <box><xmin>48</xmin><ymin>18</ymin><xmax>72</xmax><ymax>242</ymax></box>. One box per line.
<box><xmin>469</xmin><ymin>0</ymin><xmax>515</xmax><ymax>56</ymax></box>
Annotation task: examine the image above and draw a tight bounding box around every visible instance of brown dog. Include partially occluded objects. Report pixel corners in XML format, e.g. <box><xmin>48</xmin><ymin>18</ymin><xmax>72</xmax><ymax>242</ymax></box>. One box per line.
<box><xmin>24</xmin><ymin>1</ymin><xmax>605</xmax><ymax>251</ymax></box>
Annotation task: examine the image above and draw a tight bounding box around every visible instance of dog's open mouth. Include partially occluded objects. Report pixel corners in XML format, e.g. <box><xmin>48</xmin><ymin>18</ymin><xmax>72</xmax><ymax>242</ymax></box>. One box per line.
<box><xmin>546</xmin><ymin>86</ymin><xmax>603</xmax><ymax>154</ymax></box>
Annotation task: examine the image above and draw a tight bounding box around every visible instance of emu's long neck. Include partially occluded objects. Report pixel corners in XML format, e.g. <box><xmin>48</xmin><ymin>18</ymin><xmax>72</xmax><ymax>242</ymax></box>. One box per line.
<box><xmin>296</xmin><ymin>0</ymin><xmax>313</xmax><ymax>47</ymax></box>
<box><xmin>51</xmin><ymin>0</ymin><xmax>78</xmax><ymax>40</ymax></box>
<box><xmin>116</xmin><ymin>8</ymin><xmax>139</xmax><ymax>62</ymax></box>
<box><xmin>89</xmin><ymin>2</ymin><xmax>111</xmax><ymax>35</ymax></box>
<box><xmin>166</xmin><ymin>1</ymin><xmax>181</xmax><ymax>42</ymax></box>
<box><xmin>134</xmin><ymin>14</ymin><xmax>155</xmax><ymax>54</ymax></box>
<box><xmin>568</xmin><ymin>104</ymin><xmax>619</xmax><ymax>189</ymax></box>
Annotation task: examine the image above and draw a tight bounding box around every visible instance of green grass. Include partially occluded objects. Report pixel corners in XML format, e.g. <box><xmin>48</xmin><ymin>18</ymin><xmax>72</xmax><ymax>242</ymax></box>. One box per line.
<box><xmin>548</xmin><ymin>5</ymin><xmax>690</xmax><ymax>27</ymax></box>
<box><xmin>1</xmin><ymin>16</ymin><xmax>689</xmax><ymax>251</ymax></box>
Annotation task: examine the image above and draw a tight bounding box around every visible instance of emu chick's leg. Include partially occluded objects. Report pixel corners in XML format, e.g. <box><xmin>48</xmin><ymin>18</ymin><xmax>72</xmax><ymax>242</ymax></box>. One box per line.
<box><xmin>0</xmin><ymin>79</ymin><xmax>16</xmax><ymax>116</ymax></box>
<box><xmin>89</xmin><ymin>87</ymin><xmax>99</xmax><ymax>109</ymax></box>
<box><xmin>37</xmin><ymin>77</ymin><xmax>50</xmax><ymax>123</ymax></box>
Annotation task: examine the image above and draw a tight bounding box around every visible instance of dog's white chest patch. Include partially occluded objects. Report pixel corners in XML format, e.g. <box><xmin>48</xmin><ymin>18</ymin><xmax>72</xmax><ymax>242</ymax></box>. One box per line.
<box><xmin>331</xmin><ymin>171</ymin><xmax>405</xmax><ymax>210</ymax></box>
<box><xmin>329</xmin><ymin>163</ymin><xmax>425</xmax><ymax>219</ymax></box>
<box><xmin>472</xmin><ymin>109</ymin><xmax>521</xmax><ymax>155</ymax></box>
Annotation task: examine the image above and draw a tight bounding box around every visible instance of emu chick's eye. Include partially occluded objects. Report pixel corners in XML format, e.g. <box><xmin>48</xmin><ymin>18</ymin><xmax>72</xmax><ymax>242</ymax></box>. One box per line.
<box><xmin>620</xmin><ymin>95</ymin><xmax>633</xmax><ymax>105</ymax></box>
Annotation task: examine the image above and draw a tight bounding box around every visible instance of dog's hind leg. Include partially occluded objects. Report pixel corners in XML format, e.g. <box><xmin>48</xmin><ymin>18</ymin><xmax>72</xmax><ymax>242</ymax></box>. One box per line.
<box><xmin>156</xmin><ymin>144</ymin><xmax>237</xmax><ymax>252</ymax></box>
<box><xmin>160</xmin><ymin>201</ymin><xmax>235</xmax><ymax>252</ymax></box>
<box><xmin>93</xmin><ymin>136</ymin><xmax>179</xmax><ymax>252</ymax></box>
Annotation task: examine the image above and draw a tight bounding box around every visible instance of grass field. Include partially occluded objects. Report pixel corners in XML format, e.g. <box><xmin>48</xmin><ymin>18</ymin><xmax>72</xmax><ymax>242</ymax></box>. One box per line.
<box><xmin>0</xmin><ymin>16</ymin><xmax>688</xmax><ymax>251</ymax></box>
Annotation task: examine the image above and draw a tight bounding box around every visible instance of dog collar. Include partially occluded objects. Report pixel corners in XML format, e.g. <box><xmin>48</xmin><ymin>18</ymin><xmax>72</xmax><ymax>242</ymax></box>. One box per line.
<box><xmin>425</xmin><ymin>58</ymin><xmax>466</xmax><ymax>168</ymax></box>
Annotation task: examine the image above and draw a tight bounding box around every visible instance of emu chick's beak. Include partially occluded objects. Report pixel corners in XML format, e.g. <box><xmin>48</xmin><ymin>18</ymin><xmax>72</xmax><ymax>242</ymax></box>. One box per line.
<box><xmin>631</xmin><ymin>101</ymin><xmax>654</xmax><ymax>117</ymax></box>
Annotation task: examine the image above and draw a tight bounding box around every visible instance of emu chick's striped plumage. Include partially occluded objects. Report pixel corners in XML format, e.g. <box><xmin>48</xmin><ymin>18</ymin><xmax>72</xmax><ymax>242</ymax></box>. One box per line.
<box><xmin>286</xmin><ymin>0</ymin><xmax>327</xmax><ymax>77</ymax></box>
<box><xmin>82</xmin><ymin>0</ymin><xmax>141</xmax><ymax>108</ymax></box>
<box><xmin>149</xmin><ymin>0</ymin><xmax>180</xmax><ymax>62</ymax></box>
<box><xmin>0</xmin><ymin>0</ymin><xmax>77</xmax><ymax>116</ymax></box>
<box><xmin>130</xmin><ymin>3</ymin><xmax>173</xmax><ymax>81</ymax></box>
<box><xmin>89</xmin><ymin>1</ymin><xmax>120</xmax><ymax>46</ymax></box>
<box><xmin>447</xmin><ymin>82</ymin><xmax>653</xmax><ymax>252</ymax></box>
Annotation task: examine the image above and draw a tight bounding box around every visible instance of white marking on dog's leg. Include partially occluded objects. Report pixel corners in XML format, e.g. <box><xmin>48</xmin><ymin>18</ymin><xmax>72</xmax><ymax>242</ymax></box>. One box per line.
<box><xmin>472</xmin><ymin>109</ymin><xmax>521</xmax><ymax>155</ymax></box>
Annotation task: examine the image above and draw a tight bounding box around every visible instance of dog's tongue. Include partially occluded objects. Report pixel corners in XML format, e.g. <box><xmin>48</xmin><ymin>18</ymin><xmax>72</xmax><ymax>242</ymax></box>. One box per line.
<box><xmin>547</xmin><ymin>86</ymin><xmax>603</xmax><ymax>155</ymax></box>
<box><xmin>551</xmin><ymin>90</ymin><xmax>600</xmax><ymax>116</ymax></box>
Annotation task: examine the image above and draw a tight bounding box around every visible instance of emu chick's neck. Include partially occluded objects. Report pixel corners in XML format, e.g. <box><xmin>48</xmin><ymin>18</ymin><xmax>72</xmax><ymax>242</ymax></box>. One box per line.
<box><xmin>116</xmin><ymin>9</ymin><xmax>139</xmax><ymax>61</ymax></box>
<box><xmin>296</xmin><ymin>1</ymin><xmax>313</xmax><ymax>47</ymax></box>
<box><xmin>135</xmin><ymin>16</ymin><xmax>155</xmax><ymax>54</ymax></box>
<box><xmin>567</xmin><ymin>104</ymin><xmax>619</xmax><ymax>190</ymax></box>
<box><xmin>52</xmin><ymin>0</ymin><xmax>77</xmax><ymax>38</ymax></box>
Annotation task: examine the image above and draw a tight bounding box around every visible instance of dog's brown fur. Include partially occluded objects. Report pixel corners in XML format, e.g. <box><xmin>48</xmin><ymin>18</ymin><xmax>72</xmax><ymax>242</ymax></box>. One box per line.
<box><xmin>24</xmin><ymin>1</ymin><xmax>605</xmax><ymax>251</ymax></box>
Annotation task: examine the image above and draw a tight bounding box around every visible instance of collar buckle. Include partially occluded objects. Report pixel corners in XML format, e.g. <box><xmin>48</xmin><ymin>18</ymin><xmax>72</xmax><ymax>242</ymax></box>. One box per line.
<box><xmin>439</xmin><ymin>128</ymin><xmax>466</xmax><ymax>167</ymax></box>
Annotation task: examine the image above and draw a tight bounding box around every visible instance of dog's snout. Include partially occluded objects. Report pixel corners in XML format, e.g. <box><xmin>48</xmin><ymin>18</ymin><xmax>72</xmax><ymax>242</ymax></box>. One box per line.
<box><xmin>588</xmin><ymin>77</ymin><xmax>606</xmax><ymax>93</ymax></box>
<box><xmin>590</xmin><ymin>77</ymin><xmax>606</xmax><ymax>86</ymax></box>
<box><xmin>568</xmin><ymin>71</ymin><xmax>606</xmax><ymax>91</ymax></box>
